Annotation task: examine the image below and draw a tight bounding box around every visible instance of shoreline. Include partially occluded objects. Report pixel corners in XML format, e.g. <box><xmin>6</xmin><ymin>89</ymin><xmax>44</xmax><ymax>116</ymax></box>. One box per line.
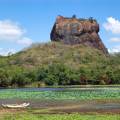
<box><xmin>0</xmin><ymin>99</ymin><xmax>120</xmax><ymax>114</ymax></box>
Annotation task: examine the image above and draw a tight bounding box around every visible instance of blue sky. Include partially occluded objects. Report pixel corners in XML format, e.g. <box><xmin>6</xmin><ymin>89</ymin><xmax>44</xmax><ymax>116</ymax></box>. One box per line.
<box><xmin>0</xmin><ymin>0</ymin><xmax>120</xmax><ymax>55</ymax></box>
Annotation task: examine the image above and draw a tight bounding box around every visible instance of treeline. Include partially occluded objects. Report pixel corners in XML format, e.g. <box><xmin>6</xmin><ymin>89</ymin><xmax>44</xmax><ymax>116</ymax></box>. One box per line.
<box><xmin>0</xmin><ymin>59</ymin><xmax>120</xmax><ymax>88</ymax></box>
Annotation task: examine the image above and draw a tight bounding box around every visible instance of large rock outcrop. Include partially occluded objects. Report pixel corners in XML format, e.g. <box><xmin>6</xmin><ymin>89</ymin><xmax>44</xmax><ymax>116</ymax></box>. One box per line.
<box><xmin>50</xmin><ymin>15</ymin><xmax>108</xmax><ymax>54</ymax></box>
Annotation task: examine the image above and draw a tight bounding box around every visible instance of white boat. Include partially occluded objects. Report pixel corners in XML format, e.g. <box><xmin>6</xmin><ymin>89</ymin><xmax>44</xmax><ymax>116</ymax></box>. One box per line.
<box><xmin>2</xmin><ymin>103</ymin><xmax>30</xmax><ymax>108</ymax></box>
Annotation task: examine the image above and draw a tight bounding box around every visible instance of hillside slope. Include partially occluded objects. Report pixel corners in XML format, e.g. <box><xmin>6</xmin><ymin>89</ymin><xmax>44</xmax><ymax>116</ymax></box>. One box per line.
<box><xmin>7</xmin><ymin>42</ymin><xmax>107</xmax><ymax>69</ymax></box>
<box><xmin>0</xmin><ymin>42</ymin><xmax>119</xmax><ymax>87</ymax></box>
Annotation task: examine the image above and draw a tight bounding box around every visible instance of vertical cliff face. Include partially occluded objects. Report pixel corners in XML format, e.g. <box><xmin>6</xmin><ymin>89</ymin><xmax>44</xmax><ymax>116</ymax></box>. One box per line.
<box><xmin>50</xmin><ymin>15</ymin><xmax>108</xmax><ymax>55</ymax></box>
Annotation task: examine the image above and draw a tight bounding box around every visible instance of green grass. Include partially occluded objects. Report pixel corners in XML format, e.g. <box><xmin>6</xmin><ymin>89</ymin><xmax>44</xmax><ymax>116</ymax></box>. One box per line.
<box><xmin>2</xmin><ymin>113</ymin><xmax>120</xmax><ymax>120</ymax></box>
<box><xmin>0</xmin><ymin>42</ymin><xmax>108</xmax><ymax>69</ymax></box>
<box><xmin>0</xmin><ymin>88</ymin><xmax>119</xmax><ymax>100</ymax></box>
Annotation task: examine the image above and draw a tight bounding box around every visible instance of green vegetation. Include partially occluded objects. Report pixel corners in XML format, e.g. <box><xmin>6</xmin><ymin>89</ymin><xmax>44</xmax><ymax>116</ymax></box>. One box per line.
<box><xmin>0</xmin><ymin>42</ymin><xmax>120</xmax><ymax>87</ymax></box>
<box><xmin>0</xmin><ymin>88</ymin><xmax>119</xmax><ymax>100</ymax></box>
<box><xmin>2</xmin><ymin>113</ymin><xmax>120</xmax><ymax>120</ymax></box>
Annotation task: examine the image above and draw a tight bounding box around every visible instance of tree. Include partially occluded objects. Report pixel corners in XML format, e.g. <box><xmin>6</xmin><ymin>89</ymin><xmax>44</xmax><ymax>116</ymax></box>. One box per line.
<box><xmin>89</xmin><ymin>17</ymin><xmax>94</xmax><ymax>23</ymax></box>
<box><xmin>0</xmin><ymin>69</ymin><xmax>11</xmax><ymax>87</ymax></box>
<box><xmin>11</xmin><ymin>72</ymin><xmax>32</xmax><ymax>87</ymax></box>
<box><xmin>72</xmin><ymin>14</ymin><xmax>76</xmax><ymax>19</ymax></box>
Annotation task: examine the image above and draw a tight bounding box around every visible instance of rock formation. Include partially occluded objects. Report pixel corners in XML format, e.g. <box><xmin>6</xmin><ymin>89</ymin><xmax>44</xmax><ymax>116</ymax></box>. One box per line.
<box><xmin>50</xmin><ymin>15</ymin><xmax>108</xmax><ymax>54</ymax></box>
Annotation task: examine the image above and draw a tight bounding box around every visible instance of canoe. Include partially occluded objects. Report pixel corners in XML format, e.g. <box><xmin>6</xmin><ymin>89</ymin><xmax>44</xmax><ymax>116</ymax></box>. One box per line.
<box><xmin>2</xmin><ymin>103</ymin><xmax>30</xmax><ymax>108</ymax></box>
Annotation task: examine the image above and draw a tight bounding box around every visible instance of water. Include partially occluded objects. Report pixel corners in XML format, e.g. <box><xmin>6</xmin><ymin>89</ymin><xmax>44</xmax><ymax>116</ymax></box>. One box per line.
<box><xmin>93</xmin><ymin>103</ymin><xmax>120</xmax><ymax>109</ymax></box>
<box><xmin>0</xmin><ymin>86</ymin><xmax>119</xmax><ymax>111</ymax></box>
<box><xmin>0</xmin><ymin>86</ymin><xmax>120</xmax><ymax>92</ymax></box>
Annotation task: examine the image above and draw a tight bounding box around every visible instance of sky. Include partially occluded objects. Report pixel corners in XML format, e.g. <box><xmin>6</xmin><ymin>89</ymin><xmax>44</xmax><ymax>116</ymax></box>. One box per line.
<box><xmin>0</xmin><ymin>0</ymin><xmax>120</xmax><ymax>55</ymax></box>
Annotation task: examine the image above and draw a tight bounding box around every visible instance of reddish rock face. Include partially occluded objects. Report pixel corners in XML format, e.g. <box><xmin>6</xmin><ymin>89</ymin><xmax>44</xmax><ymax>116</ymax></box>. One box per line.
<box><xmin>50</xmin><ymin>15</ymin><xmax>108</xmax><ymax>55</ymax></box>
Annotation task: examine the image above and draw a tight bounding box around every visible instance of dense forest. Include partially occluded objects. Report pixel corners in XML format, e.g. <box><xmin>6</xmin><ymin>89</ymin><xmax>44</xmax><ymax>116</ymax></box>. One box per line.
<box><xmin>0</xmin><ymin>42</ymin><xmax>120</xmax><ymax>87</ymax></box>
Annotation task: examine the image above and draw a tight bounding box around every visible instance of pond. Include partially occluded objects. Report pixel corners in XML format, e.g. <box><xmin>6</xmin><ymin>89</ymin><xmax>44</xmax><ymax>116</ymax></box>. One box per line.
<box><xmin>0</xmin><ymin>86</ymin><xmax>119</xmax><ymax>113</ymax></box>
<box><xmin>0</xmin><ymin>86</ymin><xmax>119</xmax><ymax>100</ymax></box>
<box><xmin>0</xmin><ymin>86</ymin><xmax>120</xmax><ymax>92</ymax></box>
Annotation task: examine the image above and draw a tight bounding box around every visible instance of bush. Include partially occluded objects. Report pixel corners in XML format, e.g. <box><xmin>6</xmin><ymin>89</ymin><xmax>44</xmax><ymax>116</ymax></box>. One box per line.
<box><xmin>11</xmin><ymin>72</ymin><xmax>32</xmax><ymax>87</ymax></box>
<box><xmin>0</xmin><ymin>69</ymin><xmax>11</xmax><ymax>87</ymax></box>
<box><xmin>37</xmin><ymin>63</ymin><xmax>80</xmax><ymax>85</ymax></box>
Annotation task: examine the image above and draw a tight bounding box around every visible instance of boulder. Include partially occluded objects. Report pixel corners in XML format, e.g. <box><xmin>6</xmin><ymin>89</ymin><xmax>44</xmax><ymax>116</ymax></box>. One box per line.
<box><xmin>50</xmin><ymin>15</ymin><xmax>108</xmax><ymax>55</ymax></box>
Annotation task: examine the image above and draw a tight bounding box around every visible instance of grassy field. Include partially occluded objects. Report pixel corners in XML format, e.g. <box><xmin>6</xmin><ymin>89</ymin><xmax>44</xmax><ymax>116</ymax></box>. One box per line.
<box><xmin>1</xmin><ymin>113</ymin><xmax>120</xmax><ymax>120</ymax></box>
<box><xmin>0</xmin><ymin>87</ymin><xmax>119</xmax><ymax>100</ymax></box>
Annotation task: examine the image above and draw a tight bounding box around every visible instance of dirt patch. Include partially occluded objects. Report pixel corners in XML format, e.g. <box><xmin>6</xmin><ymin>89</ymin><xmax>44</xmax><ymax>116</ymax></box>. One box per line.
<box><xmin>51</xmin><ymin>106</ymin><xmax>120</xmax><ymax>114</ymax></box>
<box><xmin>0</xmin><ymin>99</ymin><xmax>119</xmax><ymax>114</ymax></box>
<box><xmin>0</xmin><ymin>108</ymin><xmax>25</xmax><ymax>115</ymax></box>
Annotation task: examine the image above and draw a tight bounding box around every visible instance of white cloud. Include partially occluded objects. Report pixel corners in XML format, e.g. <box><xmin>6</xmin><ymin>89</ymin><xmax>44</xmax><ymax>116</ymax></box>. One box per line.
<box><xmin>0</xmin><ymin>48</ymin><xmax>16</xmax><ymax>56</ymax></box>
<box><xmin>108</xmin><ymin>46</ymin><xmax>120</xmax><ymax>53</ymax></box>
<box><xmin>0</xmin><ymin>20</ymin><xmax>24</xmax><ymax>40</ymax></box>
<box><xmin>17</xmin><ymin>37</ymin><xmax>33</xmax><ymax>46</ymax></box>
<box><xmin>110</xmin><ymin>37</ymin><xmax>120</xmax><ymax>42</ymax></box>
<box><xmin>0</xmin><ymin>19</ymin><xmax>32</xmax><ymax>46</ymax></box>
<box><xmin>103</xmin><ymin>17</ymin><xmax>120</xmax><ymax>34</ymax></box>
